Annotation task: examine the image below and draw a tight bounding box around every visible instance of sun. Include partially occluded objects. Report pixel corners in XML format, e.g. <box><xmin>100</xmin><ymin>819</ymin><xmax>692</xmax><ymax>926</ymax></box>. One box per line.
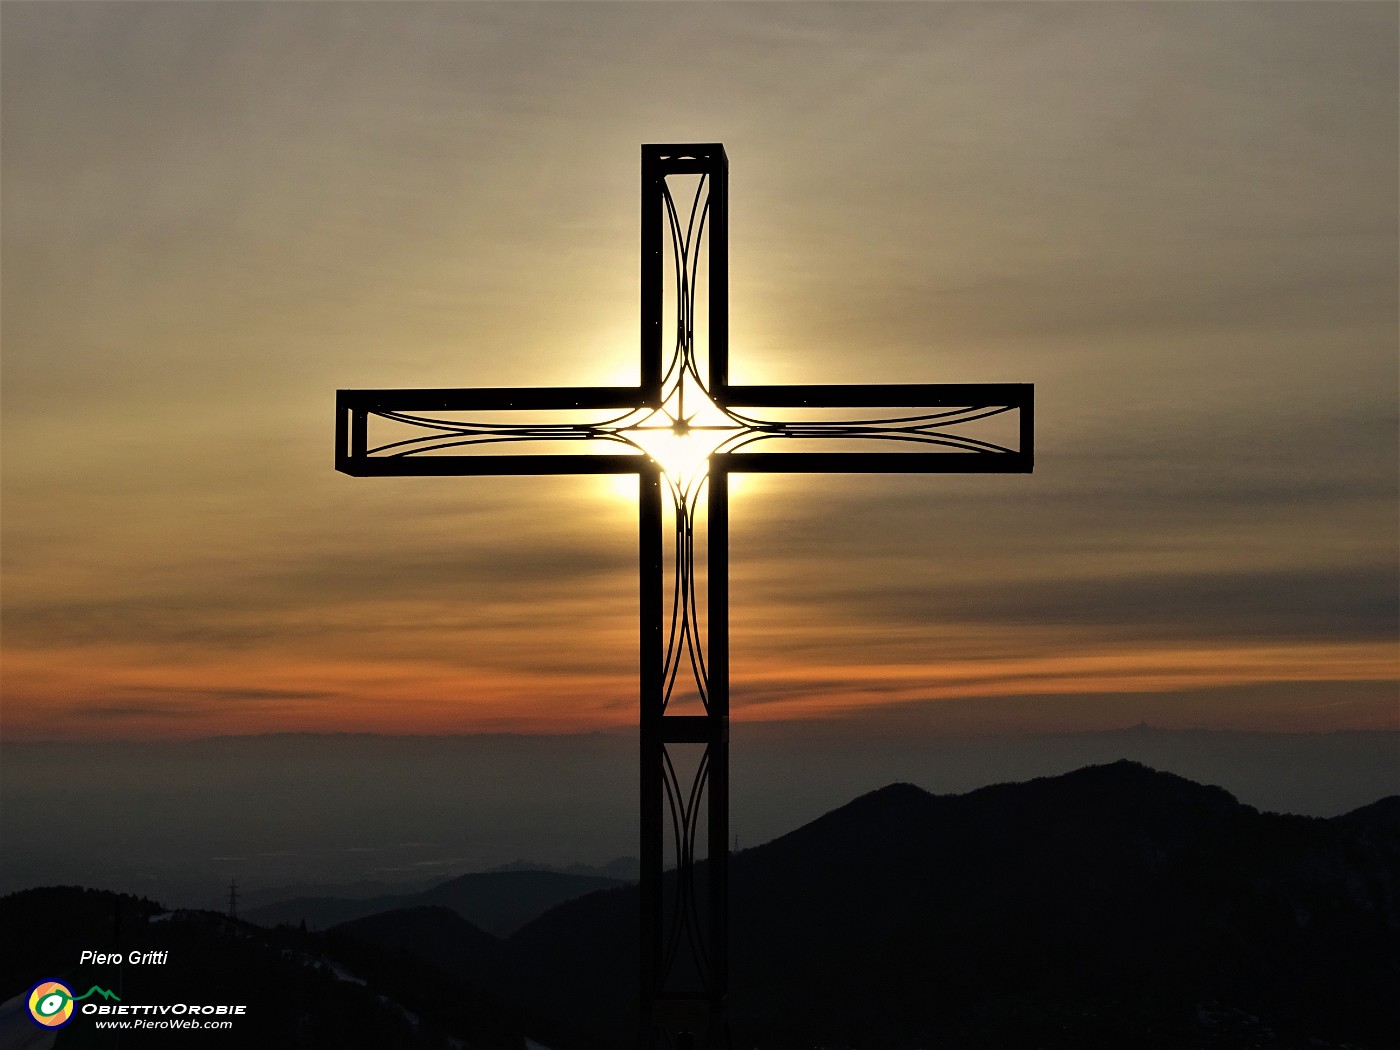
<box><xmin>626</xmin><ymin>384</ymin><xmax>739</xmax><ymax>496</ymax></box>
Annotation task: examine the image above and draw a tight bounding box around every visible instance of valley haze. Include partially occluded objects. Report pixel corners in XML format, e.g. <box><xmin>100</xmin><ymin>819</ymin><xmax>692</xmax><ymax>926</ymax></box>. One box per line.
<box><xmin>3</xmin><ymin>725</ymin><xmax>1394</xmax><ymax>910</ymax></box>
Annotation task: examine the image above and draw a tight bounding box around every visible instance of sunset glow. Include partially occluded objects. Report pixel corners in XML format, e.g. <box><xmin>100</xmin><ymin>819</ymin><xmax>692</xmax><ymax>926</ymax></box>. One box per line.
<box><xmin>2</xmin><ymin>2</ymin><xmax>1395</xmax><ymax>750</ymax></box>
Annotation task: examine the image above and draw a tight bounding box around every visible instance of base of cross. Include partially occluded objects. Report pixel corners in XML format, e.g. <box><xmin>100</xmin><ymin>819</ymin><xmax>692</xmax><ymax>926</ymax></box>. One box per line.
<box><xmin>649</xmin><ymin>996</ymin><xmax>725</xmax><ymax>1049</ymax></box>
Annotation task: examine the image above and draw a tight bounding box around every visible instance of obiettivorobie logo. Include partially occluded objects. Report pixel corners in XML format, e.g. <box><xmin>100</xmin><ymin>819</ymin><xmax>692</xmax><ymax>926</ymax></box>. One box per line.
<box><xmin>27</xmin><ymin>980</ymin><xmax>120</xmax><ymax>1029</ymax></box>
<box><xmin>26</xmin><ymin>974</ymin><xmax>248</xmax><ymax>1032</ymax></box>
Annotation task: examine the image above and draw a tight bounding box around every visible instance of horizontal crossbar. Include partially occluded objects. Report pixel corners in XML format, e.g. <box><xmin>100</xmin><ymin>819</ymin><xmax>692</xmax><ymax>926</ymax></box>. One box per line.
<box><xmin>718</xmin><ymin>450</ymin><xmax>1033</xmax><ymax>474</ymax></box>
<box><xmin>337</xmin><ymin>387</ymin><xmax>655</xmax><ymax>412</ymax></box>
<box><xmin>337</xmin><ymin>382</ymin><xmax>1031</xmax><ymax>413</ymax></box>
<box><xmin>649</xmin><ymin>714</ymin><xmax>727</xmax><ymax>744</ymax></box>
<box><xmin>337</xmin><ymin>453</ymin><xmax>649</xmax><ymax>477</ymax></box>
<box><xmin>336</xmin><ymin>383</ymin><xmax>1034</xmax><ymax>476</ymax></box>
<box><xmin>718</xmin><ymin>382</ymin><xmax>1032</xmax><ymax>408</ymax></box>
<box><xmin>337</xmin><ymin>450</ymin><xmax>1030</xmax><ymax>478</ymax></box>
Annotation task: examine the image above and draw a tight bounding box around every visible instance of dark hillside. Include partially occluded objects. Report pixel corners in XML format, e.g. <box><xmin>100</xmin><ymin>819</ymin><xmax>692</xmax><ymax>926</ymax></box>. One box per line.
<box><xmin>328</xmin><ymin>905</ymin><xmax>515</xmax><ymax>993</ymax></box>
<box><xmin>245</xmin><ymin>868</ymin><xmax>624</xmax><ymax>935</ymax></box>
<box><xmin>0</xmin><ymin>888</ymin><xmax>527</xmax><ymax>1049</ymax></box>
<box><xmin>504</xmin><ymin>762</ymin><xmax>1400</xmax><ymax>1049</ymax></box>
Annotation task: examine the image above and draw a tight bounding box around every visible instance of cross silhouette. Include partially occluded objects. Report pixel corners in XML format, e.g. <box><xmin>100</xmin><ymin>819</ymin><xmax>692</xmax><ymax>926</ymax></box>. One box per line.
<box><xmin>336</xmin><ymin>143</ymin><xmax>1033</xmax><ymax>1048</ymax></box>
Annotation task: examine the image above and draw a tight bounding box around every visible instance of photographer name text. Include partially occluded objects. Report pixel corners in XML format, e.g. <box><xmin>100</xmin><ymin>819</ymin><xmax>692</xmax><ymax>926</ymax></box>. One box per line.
<box><xmin>80</xmin><ymin>950</ymin><xmax>170</xmax><ymax>965</ymax></box>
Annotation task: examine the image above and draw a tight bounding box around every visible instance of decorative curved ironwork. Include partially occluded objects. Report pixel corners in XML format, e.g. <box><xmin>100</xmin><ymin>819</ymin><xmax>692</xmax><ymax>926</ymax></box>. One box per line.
<box><xmin>662</xmin><ymin>482</ymin><xmax>708</xmax><ymax>714</ymax></box>
<box><xmin>660</xmin><ymin>743</ymin><xmax>712</xmax><ymax>990</ymax></box>
<box><xmin>356</xmin><ymin>398</ymin><xmax>1021</xmax><ymax>474</ymax></box>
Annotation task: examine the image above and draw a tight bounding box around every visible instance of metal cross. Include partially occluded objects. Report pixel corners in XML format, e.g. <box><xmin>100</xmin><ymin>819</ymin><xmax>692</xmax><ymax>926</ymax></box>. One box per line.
<box><xmin>336</xmin><ymin>143</ymin><xmax>1033</xmax><ymax>1048</ymax></box>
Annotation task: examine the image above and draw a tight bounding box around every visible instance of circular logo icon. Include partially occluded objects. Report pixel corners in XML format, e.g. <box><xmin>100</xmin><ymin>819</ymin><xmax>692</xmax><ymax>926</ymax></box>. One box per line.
<box><xmin>27</xmin><ymin>980</ymin><xmax>76</xmax><ymax>1029</ymax></box>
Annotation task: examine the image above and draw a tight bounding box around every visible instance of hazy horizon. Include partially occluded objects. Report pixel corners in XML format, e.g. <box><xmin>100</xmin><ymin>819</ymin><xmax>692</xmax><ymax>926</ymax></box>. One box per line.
<box><xmin>5</xmin><ymin>723</ymin><xmax>1394</xmax><ymax>911</ymax></box>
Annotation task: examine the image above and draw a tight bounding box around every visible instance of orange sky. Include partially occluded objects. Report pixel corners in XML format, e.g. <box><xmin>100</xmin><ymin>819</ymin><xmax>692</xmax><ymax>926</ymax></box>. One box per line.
<box><xmin>2</xmin><ymin>3</ymin><xmax>1396</xmax><ymax>743</ymax></box>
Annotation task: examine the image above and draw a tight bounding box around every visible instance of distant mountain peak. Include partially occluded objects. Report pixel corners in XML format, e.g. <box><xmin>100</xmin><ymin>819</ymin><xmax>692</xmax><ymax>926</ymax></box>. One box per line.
<box><xmin>1002</xmin><ymin>759</ymin><xmax>1246</xmax><ymax>810</ymax></box>
<box><xmin>1055</xmin><ymin>757</ymin><xmax>1177</xmax><ymax>781</ymax></box>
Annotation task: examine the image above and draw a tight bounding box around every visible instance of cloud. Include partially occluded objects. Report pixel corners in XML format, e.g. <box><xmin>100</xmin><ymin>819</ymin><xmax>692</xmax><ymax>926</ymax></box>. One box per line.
<box><xmin>863</xmin><ymin>565</ymin><xmax>1398</xmax><ymax>644</ymax></box>
<box><xmin>113</xmin><ymin>685</ymin><xmax>336</xmax><ymax>702</ymax></box>
<box><xmin>70</xmin><ymin>701</ymin><xmax>207</xmax><ymax>721</ymax></box>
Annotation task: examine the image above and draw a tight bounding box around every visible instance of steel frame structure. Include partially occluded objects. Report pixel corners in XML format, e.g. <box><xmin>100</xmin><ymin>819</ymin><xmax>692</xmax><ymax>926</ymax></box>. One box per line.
<box><xmin>336</xmin><ymin>143</ymin><xmax>1034</xmax><ymax>1048</ymax></box>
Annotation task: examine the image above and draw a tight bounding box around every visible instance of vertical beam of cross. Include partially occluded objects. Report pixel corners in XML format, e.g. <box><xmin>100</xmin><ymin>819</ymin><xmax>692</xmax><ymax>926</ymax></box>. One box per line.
<box><xmin>336</xmin><ymin>143</ymin><xmax>1033</xmax><ymax>1048</ymax></box>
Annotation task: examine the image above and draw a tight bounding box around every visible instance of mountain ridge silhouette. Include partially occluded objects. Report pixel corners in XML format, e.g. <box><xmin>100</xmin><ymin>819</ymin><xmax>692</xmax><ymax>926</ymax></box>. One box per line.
<box><xmin>497</xmin><ymin>760</ymin><xmax>1399</xmax><ymax>1048</ymax></box>
<box><xmin>5</xmin><ymin>762</ymin><xmax>1396</xmax><ymax>1049</ymax></box>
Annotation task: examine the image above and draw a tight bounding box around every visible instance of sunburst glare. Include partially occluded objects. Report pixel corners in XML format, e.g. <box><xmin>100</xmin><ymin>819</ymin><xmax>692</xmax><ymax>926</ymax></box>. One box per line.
<box><xmin>626</xmin><ymin>378</ymin><xmax>738</xmax><ymax>496</ymax></box>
